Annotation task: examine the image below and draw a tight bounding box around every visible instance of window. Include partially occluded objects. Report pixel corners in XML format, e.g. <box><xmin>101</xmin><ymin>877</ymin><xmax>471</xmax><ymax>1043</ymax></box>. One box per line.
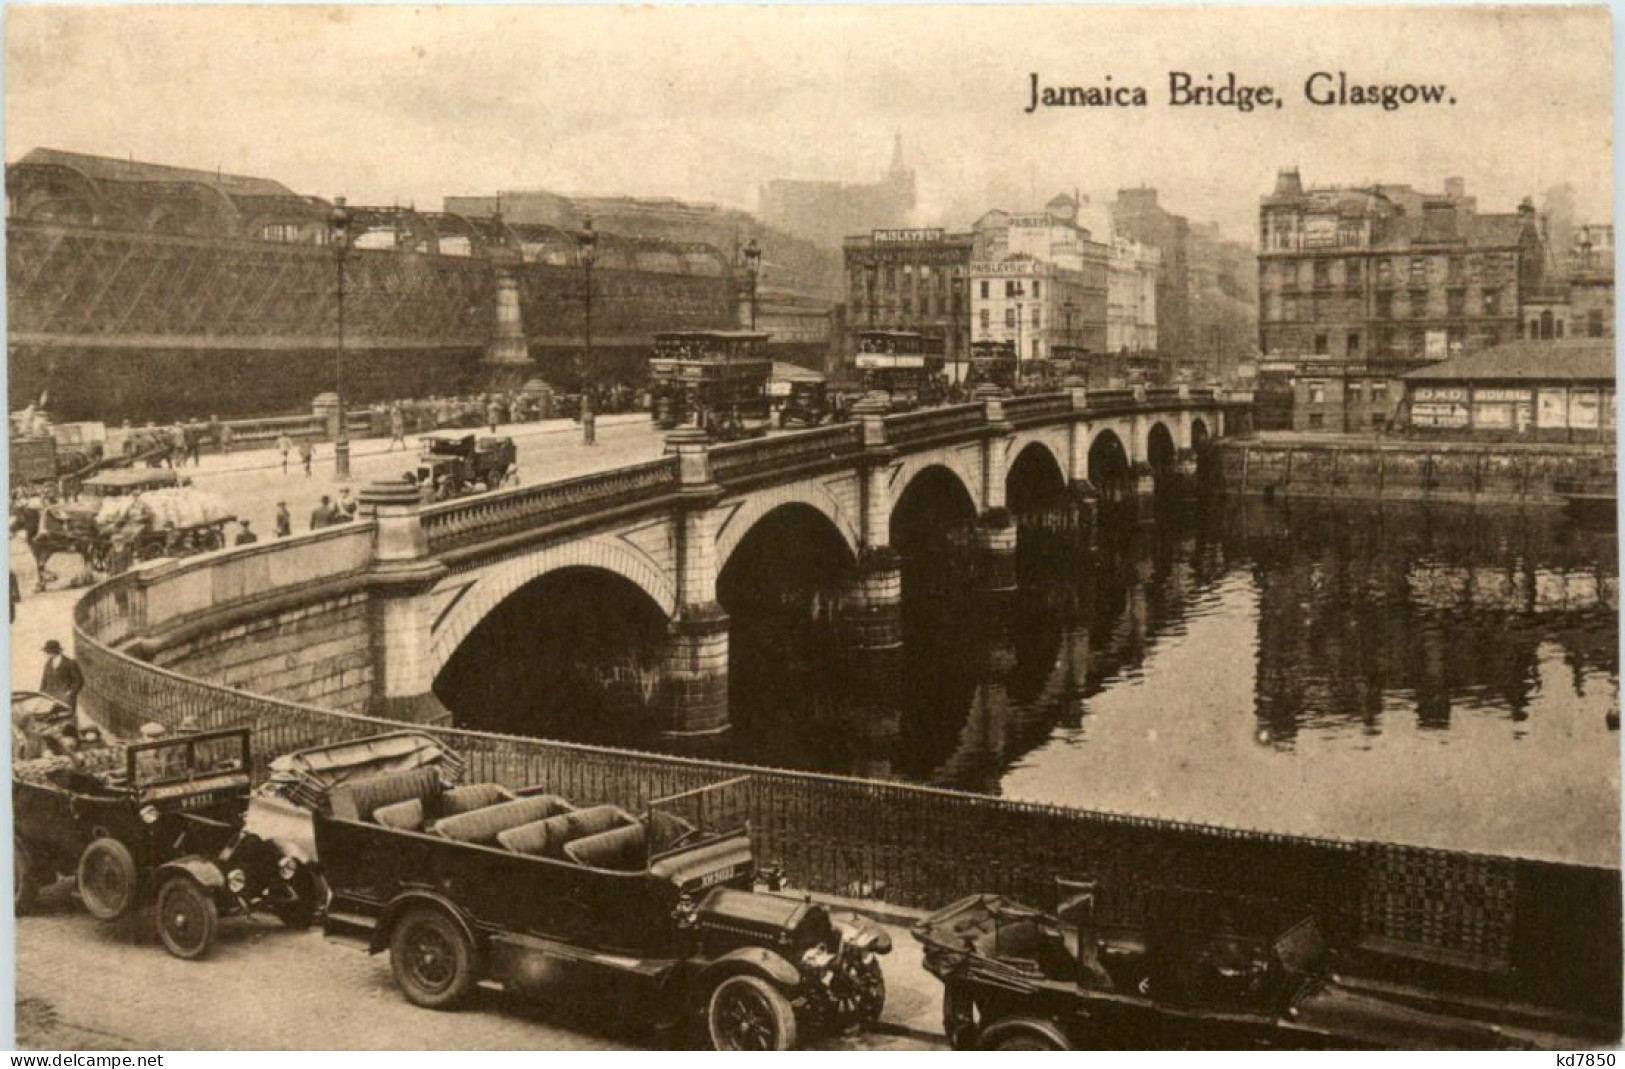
<box><xmin>1409</xmin><ymin>291</ymin><xmax>1428</xmax><ymax>318</ymax></box>
<box><xmin>1372</xmin><ymin>381</ymin><xmax>1388</xmax><ymax>398</ymax></box>
<box><xmin>1483</xmin><ymin>289</ymin><xmax>1502</xmax><ymax>316</ymax></box>
<box><xmin>1314</xmin><ymin>260</ymin><xmax>1331</xmax><ymax>288</ymax></box>
<box><xmin>980</xmin><ymin>308</ymin><xmax>990</xmax><ymax>330</ymax></box>
<box><xmin>1409</xmin><ymin>257</ymin><xmax>1428</xmax><ymax>285</ymax></box>
<box><xmin>1375</xmin><ymin>292</ymin><xmax>1393</xmax><ymax>319</ymax></box>
<box><xmin>1346</xmin><ymin>260</ymin><xmax>1362</xmax><ymax>286</ymax></box>
<box><xmin>1283</xmin><ymin>296</ymin><xmax>1298</xmax><ymax>321</ymax></box>
<box><xmin>1032</xmin><ymin>307</ymin><xmax>1041</xmax><ymax>328</ymax></box>
<box><xmin>1005</xmin><ymin>308</ymin><xmax>1016</xmax><ymax>328</ymax></box>
<box><xmin>1589</xmin><ymin>310</ymin><xmax>1605</xmax><ymax>337</ymax></box>
<box><xmin>980</xmin><ymin>280</ymin><xmax>989</xmax><ymax>299</ymax></box>
<box><xmin>1447</xmin><ymin>290</ymin><xmax>1465</xmax><ymax>317</ymax></box>
<box><xmin>1006</xmin><ymin>281</ymin><xmax>1018</xmax><ymax>298</ymax></box>
<box><xmin>1308</xmin><ymin>381</ymin><xmax>1327</xmax><ymax>404</ymax></box>
<box><xmin>884</xmin><ymin>266</ymin><xmax>896</xmax><ymax>292</ymax></box>
<box><xmin>1448</xmin><ymin>256</ymin><xmax>1464</xmax><ymax>282</ymax></box>
<box><xmin>1347</xmin><ymin>331</ymin><xmax>1362</xmax><ymax>356</ymax></box>
<box><xmin>901</xmin><ymin>295</ymin><xmax>912</xmax><ymax>316</ymax></box>
<box><xmin>1314</xmin><ymin>333</ymin><xmax>1329</xmax><ymax>355</ymax></box>
<box><xmin>1032</xmin><ymin>281</ymin><xmax>1041</xmax><ymax>299</ymax></box>
<box><xmin>1348</xmin><ymin>380</ymin><xmax>1363</xmax><ymax>398</ymax></box>
<box><xmin>1308</xmin><ymin>412</ymin><xmax>1325</xmax><ymax>429</ymax></box>
<box><xmin>1377</xmin><ymin>259</ymin><xmax>1393</xmax><ymax>285</ymax></box>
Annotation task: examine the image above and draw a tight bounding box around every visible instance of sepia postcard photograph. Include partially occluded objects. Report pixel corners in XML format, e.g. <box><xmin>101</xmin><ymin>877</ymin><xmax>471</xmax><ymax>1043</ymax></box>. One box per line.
<box><xmin>2</xmin><ymin>2</ymin><xmax>1619</xmax><ymax>1053</ymax></box>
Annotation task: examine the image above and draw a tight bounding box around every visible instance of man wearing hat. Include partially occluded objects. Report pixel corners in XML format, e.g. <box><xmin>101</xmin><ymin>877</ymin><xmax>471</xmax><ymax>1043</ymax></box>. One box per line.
<box><xmin>39</xmin><ymin>639</ymin><xmax>84</xmax><ymax>715</ymax></box>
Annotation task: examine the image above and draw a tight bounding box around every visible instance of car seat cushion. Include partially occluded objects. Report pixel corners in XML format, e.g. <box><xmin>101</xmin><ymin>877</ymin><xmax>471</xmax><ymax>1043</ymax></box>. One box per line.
<box><xmin>564</xmin><ymin>823</ymin><xmax>648</xmax><ymax>871</ymax></box>
<box><xmin>434</xmin><ymin>794</ymin><xmax>574</xmax><ymax>844</ymax></box>
<box><xmin>329</xmin><ymin>767</ymin><xmax>441</xmax><ymax>822</ymax></box>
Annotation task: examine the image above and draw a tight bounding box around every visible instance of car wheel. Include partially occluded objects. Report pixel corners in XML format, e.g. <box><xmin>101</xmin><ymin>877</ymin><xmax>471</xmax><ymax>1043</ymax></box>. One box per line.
<box><xmin>942</xmin><ymin>980</ymin><xmax>976</xmax><ymax>1050</ymax></box>
<box><xmin>707</xmin><ymin>973</ymin><xmax>798</xmax><ymax>1051</ymax></box>
<box><xmin>155</xmin><ymin>876</ymin><xmax>218</xmax><ymax>960</ymax></box>
<box><xmin>977</xmin><ymin>1017</ymin><xmax>1072</xmax><ymax>1051</ymax></box>
<box><xmin>390</xmin><ymin>907</ymin><xmax>477</xmax><ymax>1010</ymax></box>
<box><xmin>76</xmin><ymin>837</ymin><xmax>139</xmax><ymax>921</ymax></box>
<box><xmin>14</xmin><ymin>837</ymin><xmax>40</xmax><ymax>915</ymax></box>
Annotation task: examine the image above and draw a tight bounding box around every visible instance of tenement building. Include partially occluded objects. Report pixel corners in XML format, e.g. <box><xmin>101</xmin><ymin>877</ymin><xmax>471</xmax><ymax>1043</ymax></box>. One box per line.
<box><xmin>969</xmin><ymin>198</ymin><xmax>1110</xmax><ymax>361</ymax></box>
<box><xmin>1113</xmin><ymin>187</ymin><xmax>1192</xmax><ymax>358</ymax></box>
<box><xmin>1258</xmin><ymin>168</ymin><xmax>1550</xmax><ymax>372</ymax></box>
<box><xmin>841</xmin><ymin>227</ymin><xmax>975</xmax><ymax>362</ymax></box>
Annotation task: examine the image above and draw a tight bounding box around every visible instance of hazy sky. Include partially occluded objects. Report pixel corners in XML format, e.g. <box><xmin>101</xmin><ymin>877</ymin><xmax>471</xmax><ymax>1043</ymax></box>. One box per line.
<box><xmin>6</xmin><ymin>5</ymin><xmax>1613</xmax><ymax>240</ymax></box>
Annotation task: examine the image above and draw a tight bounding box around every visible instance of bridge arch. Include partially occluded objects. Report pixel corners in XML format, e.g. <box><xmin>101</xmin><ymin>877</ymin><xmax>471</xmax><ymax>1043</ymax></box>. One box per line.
<box><xmin>889</xmin><ymin>449</ymin><xmax>982</xmax><ymax>527</ymax></box>
<box><xmin>1088</xmin><ymin>428</ymin><xmax>1134</xmax><ymax>499</ymax></box>
<box><xmin>1006</xmin><ymin>440</ymin><xmax>1069</xmax><ymax>512</ymax></box>
<box><xmin>1191</xmin><ymin>417</ymin><xmax>1211</xmax><ymax>451</ymax></box>
<box><xmin>1146</xmin><ymin>421</ymin><xmax>1178</xmax><ymax>474</ymax></box>
<box><xmin>429</xmin><ymin>535</ymin><xmax>677</xmax><ymax>676</ymax></box>
<box><xmin>715</xmin><ymin>481</ymin><xmax>860</xmax><ymax>576</ymax></box>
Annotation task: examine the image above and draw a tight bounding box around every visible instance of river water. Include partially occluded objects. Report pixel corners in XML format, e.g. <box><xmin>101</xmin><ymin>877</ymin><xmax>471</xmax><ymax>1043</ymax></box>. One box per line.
<box><xmin>720</xmin><ymin>498</ymin><xmax>1621</xmax><ymax>867</ymax></box>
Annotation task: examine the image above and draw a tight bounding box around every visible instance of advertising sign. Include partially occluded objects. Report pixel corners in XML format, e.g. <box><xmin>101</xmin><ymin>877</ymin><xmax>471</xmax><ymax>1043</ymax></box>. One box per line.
<box><xmin>874</xmin><ymin>228</ymin><xmax>943</xmax><ymax>244</ymax></box>
<box><xmin>1473</xmin><ymin>402</ymin><xmax>1512</xmax><ymax>429</ymax></box>
<box><xmin>1412</xmin><ymin>386</ymin><xmax>1467</xmax><ymax>403</ymax></box>
<box><xmin>856</xmin><ymin>354</ymin><xmax>925</xmax><ymax>369</ymax></box>
<box><xmin>1303</xmin><ymin>216</ymin><xmax>1338</xmax><ymax>247</ymax></box>
<box><xmin>1537</xmin><ymin>388</ymin><xmax>1569</xmax><ymax>427</ymax></box>
<box><xmin>1474</xmin><ymin>388</ymin><xmax>1531</xmax><ymax>403</ymax></box>
<box><xmin>1411</xmin><ymin>401</ymin><xmax>1470</xmax><ymax>428</ymax></box>
<box><xmin>1570</xmin><ymin>388</ymin><xmax>1600</xmax><ymax>429</ymax></box>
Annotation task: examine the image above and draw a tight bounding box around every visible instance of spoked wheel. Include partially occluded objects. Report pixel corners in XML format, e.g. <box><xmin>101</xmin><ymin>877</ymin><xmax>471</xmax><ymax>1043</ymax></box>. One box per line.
<box><xmin>155</xmin><ymin>876</ymin><xmax>218</xmax><ymax>960</ymax></box>
<box><xmin>76</xmin><ymin>837</ymin><xmax>138</xmax><ymax>921</ymax></box>
<box><xmin>14</xmin><ymin>837</ymin><xmax>40</xmax><ymax>915</ymax></box>
<box><xmin>389</xmin><ymin>907</ymin><xmax>476</xmax><ymax>1010</ymax></box>
<box><xmin>977</xmin><ymin>1017</ymin><xmax>1072</xmax><ymax>1051</ymax></box>
<box><xmin>707</xmin><ymin>974</ymin><xmax>798</xmax><ymax>1051</ymax></box>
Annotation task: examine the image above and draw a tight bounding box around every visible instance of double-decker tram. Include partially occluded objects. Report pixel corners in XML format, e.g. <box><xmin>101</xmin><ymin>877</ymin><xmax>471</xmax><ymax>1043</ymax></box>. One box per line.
<box><xmin>965</xmin><ymin>339</ymin><xmax>1019</xmax><ymax>391</ymax></box>
<box><xmin>648</xmin><ymin>330</ymin><xmax>774</xmax><ymax>441</ymax></box>
<box><xmin>853</xmin><ymin>330</ymin><xmax>947</xmax><ymax>411</ymax></box>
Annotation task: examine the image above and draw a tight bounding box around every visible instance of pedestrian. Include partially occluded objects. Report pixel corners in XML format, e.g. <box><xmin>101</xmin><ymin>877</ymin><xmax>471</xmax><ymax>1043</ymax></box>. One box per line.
<box><xmin>276</xmin><ymin>432</ymin><xmax>293</xmax><ymax>475</ymax></box>
<box><xmin>219</xmin><ymin>421</ymin><xmax>234</xmax><ymax>454</ymax></box>
<box><xmin>337</xmin><ymin>487</ymin><xmax>359</xmax><ymax>521</ymax></box>
<box><xmin>39</xmin><ymin>639</ymin><xmax>83</xmax><ymax>715</ymax></box>
<box><xmin>170</xmin><ymin>421</ymin><xmax>187</xmax><ymax>467</ymax></box>
<box><xmin>388</xmin><ymin>403</ymin><xmax>406</xmax><ymax>452</ymax></box>
<box><xmin>184</xmin><ymin>419</ymin><xmax>202</xmax><ymax>466</ymax></box>
<box><xmin>487</xmin><ymin>398</ymin><xmax>502</xmax><ymax>435</ymax></box>
<box><xmin>299</xmin><ymin>439</ymin><xmax>314</xmax><ymax>477</ymax></box>
<box><xmin>274</xmin><ymin>501</ymin><xmax>292</xmax><ymax>538</ymax></box>
<box><xmin>309</xmin><ymin>495</ymin><xmax>332</xmax><ymax>531</ymax></box>
<box><xmin>234</xmin><ymin>519</ymin><xmax>258</xmax><ymax>545</ymax></box>
<box><xmin>9</xmin><ymin>569</ymin><xmax>18</xmax><ymax>623</ymax></box>
<box><xmin>206</xmin><ymin>414</ymin><xmax>222</xmax><ymax>457</ymax></box>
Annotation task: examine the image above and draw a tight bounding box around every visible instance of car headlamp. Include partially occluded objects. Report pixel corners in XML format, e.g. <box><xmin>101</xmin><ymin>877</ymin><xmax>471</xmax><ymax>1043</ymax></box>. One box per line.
<box><xmin>139</xmin><ymin>805</ymin><xmax>159</xmax><ymax>825</ymax></box>
<box><xmin>227</xmin><ymin>868</ymin><xmax>247</xmax><ymax>894</ymax></box>
<box><xmin>277</xmin><ymin>856</ymin><xmax>299</xmax><ymax>881</ymax></box>
<box><xmin>848</xmin><ymin>929</ymin><xmax>892</xmax><ymax>955</ymax></box>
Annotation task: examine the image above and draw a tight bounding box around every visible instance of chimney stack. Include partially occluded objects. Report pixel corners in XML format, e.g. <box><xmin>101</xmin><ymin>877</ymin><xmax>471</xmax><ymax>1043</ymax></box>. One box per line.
<box><xmin>1274</xmin><ymin>167</ymin><xmax>1304</xmax><ymax>198</ymax></box>
<box><xmin>1444</xmin><ymin>177</ymin><xmax>1466</xmax><ymax>201</ymax></box>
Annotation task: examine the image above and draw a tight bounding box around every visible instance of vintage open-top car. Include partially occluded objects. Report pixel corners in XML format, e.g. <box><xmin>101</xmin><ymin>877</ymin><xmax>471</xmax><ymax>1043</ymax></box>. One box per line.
<box><xmin>313</xmin><ymin>755</ymin><xmax>890</xmax><ymax>1050</ymax></box>
<box><xmin>14</xmin><ymin>727</ymin><xmax>325</xmax><ymax>960</ymax></box>
<box><xmin>913</xmin><ymin>887</ymin><xmax>1557</xmax><ymax>1050</ymax></box>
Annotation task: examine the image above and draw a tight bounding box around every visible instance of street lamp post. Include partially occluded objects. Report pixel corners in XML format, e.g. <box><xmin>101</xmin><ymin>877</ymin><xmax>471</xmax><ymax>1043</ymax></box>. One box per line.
<box><xmin>328</xmin><ymin>198</ymin><xmax>352</xmax><ymax>480</ymax></box>
<box><xmin>743</xmin><ymin>238</ymin><xmax>761</xmax><ymax>332</ymax></box>
<box><xmin>577</xmin><ymin>216</ymin><xmax>598</xmax><ymax>446</ymax></box>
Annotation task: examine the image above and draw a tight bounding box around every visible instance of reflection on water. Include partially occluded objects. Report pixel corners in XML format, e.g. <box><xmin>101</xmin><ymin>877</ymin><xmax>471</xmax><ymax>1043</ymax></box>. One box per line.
<box><xmin>723</xmin><ymin>499</ymin><xmax>1621</xmax><ymax>866</ymax></box>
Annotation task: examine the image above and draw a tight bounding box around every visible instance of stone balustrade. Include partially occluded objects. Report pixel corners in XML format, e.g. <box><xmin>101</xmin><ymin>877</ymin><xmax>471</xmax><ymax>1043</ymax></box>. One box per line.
<box><xmin>708</xmin><ymin>423</ymin><xmax>864</xmax><ymax>486</ymax></box>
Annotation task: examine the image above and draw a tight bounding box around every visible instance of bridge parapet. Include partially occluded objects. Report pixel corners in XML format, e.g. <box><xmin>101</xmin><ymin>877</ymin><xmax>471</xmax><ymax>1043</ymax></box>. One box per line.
<box><xmin>1085</xmin><ymin>388</ymin><xmax>1140</xmax><ymax>411</ymax></box>
<box><xmin>883</xmin><ymin>402</ymin><xmax>986</xmax><ymax>447</ymax></box>
<box><xmin>709</xmin><ymin>423</ymin><xmax>863</xmax><ymax>487</ymax></box>
<box><xmin>1003</xmin><ymin>391</ymin><xmax>1074</xmax><ymax>425</ymax></box>
<box><xmin>422</xmin><ymin>456</ymin><xmax>679</xmax><ymax>556</ymax></box>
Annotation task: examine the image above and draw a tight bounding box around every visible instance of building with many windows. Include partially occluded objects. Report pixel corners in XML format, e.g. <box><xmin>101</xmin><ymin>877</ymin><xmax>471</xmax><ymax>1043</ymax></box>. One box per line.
<box><xmin>968</xmin><ymin>199</ymin><xmax>1109</xmax><ymax>362</ymax></box>
<box><xmin>1107</xmin><ymin>236</ymin><xmax>1160</xmax><ymax>353</ymax></box>
<box><xmin>1113</xmin><ymin>187</ymin><xmax>1192</xmax><ymax>358</ymax></box>
<box><xmin>841</xmin><ymin>227</ymin><xmax>975</xmax><ymax>364</ymax></box>
<box><xmin>1257</xmin><ymin>168</ymin><xmax>1550</xmax><ymax>372</ymax></box>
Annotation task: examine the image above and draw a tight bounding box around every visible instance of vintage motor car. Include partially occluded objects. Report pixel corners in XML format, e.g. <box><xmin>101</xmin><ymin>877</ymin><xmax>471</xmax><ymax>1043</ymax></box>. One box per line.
<box><xmin>13</xmin><ymin>727</ymin><xmax>319</xmax><ymax>960</ymax></box>
<box><xmin>314</xmin><ymin>764</ymin><xmax>890</xmax><ymax>1049</ymax></box>
<box><xmin>913</xmin><ymin>888</ymin><xmax>1555</xmax><ymax>1050</ymax></box>
<box><xmin>415</xmin><ymin>434</ymin><xmax>517</xmax><ymax>499</ymax></box>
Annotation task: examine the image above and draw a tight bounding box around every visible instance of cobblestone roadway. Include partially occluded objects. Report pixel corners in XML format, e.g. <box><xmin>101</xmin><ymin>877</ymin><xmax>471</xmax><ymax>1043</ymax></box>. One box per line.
<box><xmin>16</xmin><ymin>881</ymin><xmax>943</xmax><ymax>1050</ymax></box>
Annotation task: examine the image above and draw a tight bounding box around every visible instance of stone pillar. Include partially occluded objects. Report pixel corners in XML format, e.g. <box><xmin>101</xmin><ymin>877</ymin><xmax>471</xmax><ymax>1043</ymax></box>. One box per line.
<box><xmin>845</xmin><ymin>393</ymin><xmax>903</xmax><ymax>651</ymax></box>
<box><xmin>975</xmin><ymin>385</ymin><xmax>1018</xmax><ymax>594</ymax></box>
<box><xmin>484</xmin><ymin>260</ymin><xmax>530</xmax><ymax>368</ymax></box>
<box><xmin>659</xmin><ymin>428</ymin><xmax>730</xmax><ymax>738</ymax></box>
<box><xmin>361</xmin><ymin>481</ymin><xmax>452</xmax><ymax>725</ymax></box>
<box><xmin>312</xmin><ymin>392</ymin><xmax>340</xmax><ymax>442</ymax></box>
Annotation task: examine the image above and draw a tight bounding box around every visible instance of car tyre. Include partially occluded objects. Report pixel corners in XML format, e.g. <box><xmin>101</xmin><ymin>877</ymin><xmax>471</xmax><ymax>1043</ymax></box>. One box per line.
<box><xmin>390</xmin><ymin>907</ymin><xmax>477</xmax><ymax>1010</ymax></box>
<box><xmin>707</xmin><ymin>973</ymin><xmax>798</xmax><ymax>1051</ymax></box>
<box><xmin>155</xmin><ymin>876</ymin><xmax>218</xmax><ymax>960</ymax></box>
<box><xmin>14</xmin><ymin>837</ymin><xmax>40</xmax><ymax>916</ymax></box>
<box><xmin>76</xmin><ymin>837</ymin><xmax>138</xmax><ymax>921</ymax></box>
<box><xmin>977</xmin><ymin>1017</ymin><xmax>1072</xmax><ymax>1051</ymax></box>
